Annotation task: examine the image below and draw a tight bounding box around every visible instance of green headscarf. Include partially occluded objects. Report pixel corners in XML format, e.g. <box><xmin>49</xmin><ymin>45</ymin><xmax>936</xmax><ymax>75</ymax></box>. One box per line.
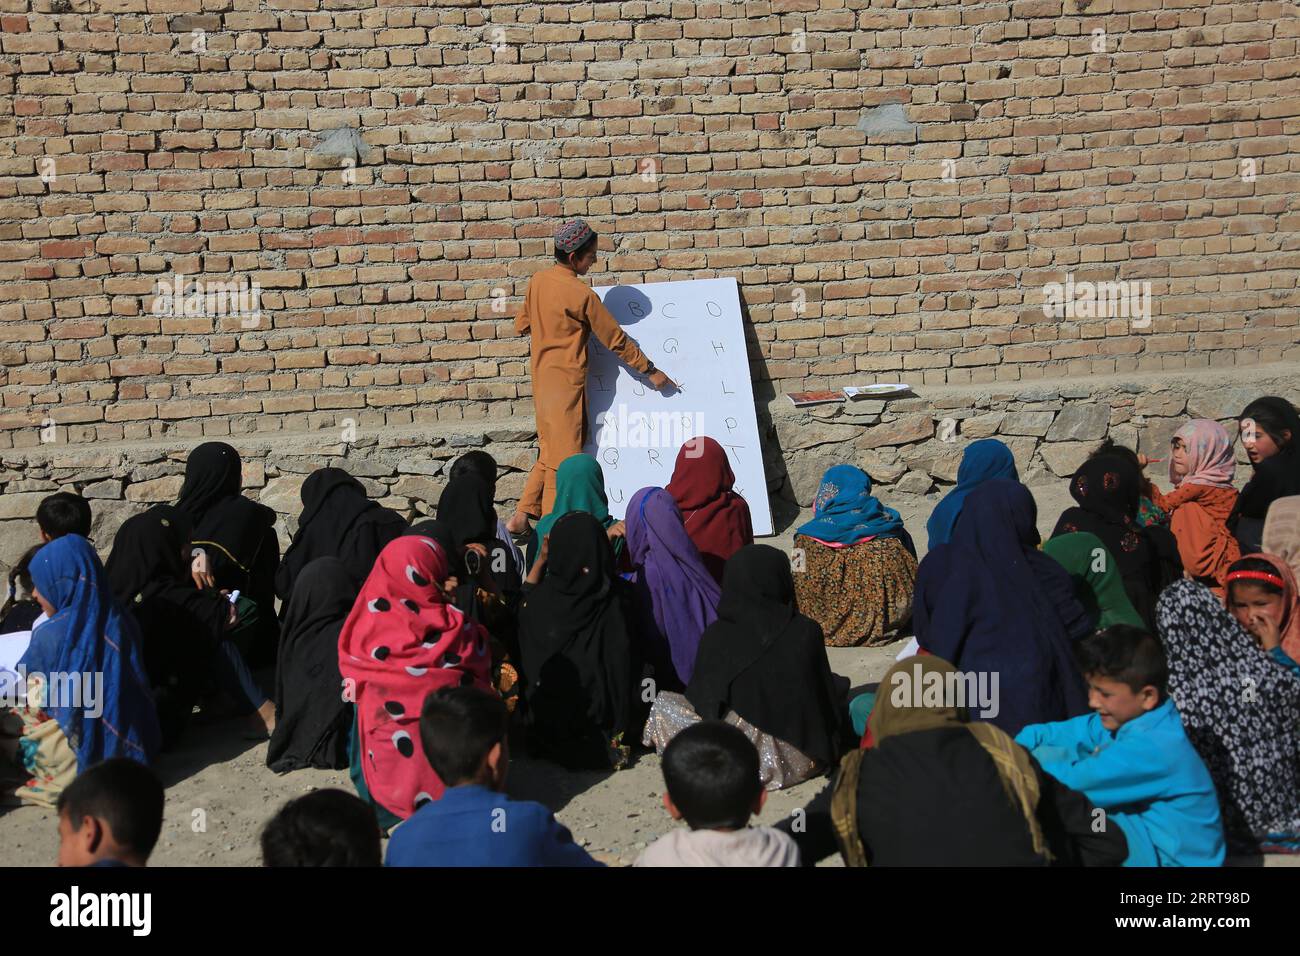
<box><xmin>1042</xmin><ymin>532</ymin><xmax>1145</xmax><ymax>631</ymax></box>
<box><xmin>527</xmin><ymin>454</ymin><xmax>621</xmax><ymax>568</ymax></box>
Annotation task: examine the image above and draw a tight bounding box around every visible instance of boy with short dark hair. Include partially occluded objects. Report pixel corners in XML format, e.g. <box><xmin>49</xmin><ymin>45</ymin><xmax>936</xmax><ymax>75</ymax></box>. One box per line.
<box><xmin>56</xmin><ymin>758</ymin><xmax>164</xmax><ymax>867</ymax></box>
<box><xmin>1015</xmin><ymin>625</ymin><xmax>1225</xmax><ymax>866</ymax></box>
<box><xmin>636</xmin><ymin>721</ymin><xmax>800</xmax><ymax>867</ymax></box>
<box><xmin>384</xmin><ymin>686</ymin><xmax>600</xmax><ymax>867</ymax></box>
<box><xmin>261</xmin><ymin>789</ymin><xmax>382</xmax><ymax>867</ymax></box>
<box><xmin>36</xmin><ymin>491</ymin><xmax>92</xmax><ymax>541</ymax></box>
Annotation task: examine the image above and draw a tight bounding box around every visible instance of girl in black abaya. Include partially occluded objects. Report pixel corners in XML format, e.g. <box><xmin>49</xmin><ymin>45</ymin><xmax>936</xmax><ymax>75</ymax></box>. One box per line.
<box><xmin>275</xmin><ymin>467</ymin><xmax>408</xmax><ymax>604</ymax></box>
<box><xmin>517</xmin><ymin>511</ymin><xmax>642</xmax><ymax>771</ymax></box>
<box><xmin>175</xmin><ymin>442</ymin><xmax>281</xmax><ymax>665</ymax></box>
<box><xmin>267</xmin><ymin>557</ymin><xmax>357</xmax><ymax>773</ymax></box>
<box><xmin>105</xmin><ymin>505</ymin><xmax>274</xmax><ymax>748</ymax></box>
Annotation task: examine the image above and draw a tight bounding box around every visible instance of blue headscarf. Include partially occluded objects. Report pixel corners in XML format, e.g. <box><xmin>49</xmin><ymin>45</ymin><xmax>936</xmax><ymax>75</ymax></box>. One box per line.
<box><xmin>19</xmin><ymin>536</ymin><xmax>160</xmax><ymax>771</ymax></box>
<box><xmin>796</xmin><ymin>465</ymin><xmax>905</xmax><ymax>546</ymax></box>
<box><xmin>913</xmin><ymin>479</ymin><xmax>1090</xmax><ymax>735</ymax></box>
<box><xmin>926</xmin><ymin>439</ymin><xmax>1018</xmax><ymax>549</ymax></box>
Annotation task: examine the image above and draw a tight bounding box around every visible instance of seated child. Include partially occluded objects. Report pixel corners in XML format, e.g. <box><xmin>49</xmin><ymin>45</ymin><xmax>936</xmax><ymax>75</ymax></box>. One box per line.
<box><xmin>37</xmin><ymin>491</ymin><xmax>92</xmax><ymax>543</ymax></box>
<box><xmin>1015</xmin><ymin>626</ymin><xmax>1225</xmax><ymax>867</ymax></box>
<box><xmin>636</xmin><ymin>721</ymin><xmax>800</xmax><ymax>867</ymax></box>
<box><xmin>56</xmin><ymin>758</ymin><xmax>164</xmax><ymax>867</ymax></box>
<box><xmin>262</xmin><ymin>789</ymin><xmax>382</xmax><ymax>867</ymax></box>
<box><xmin>385</xmin><ymin>686</ymin><xmax>601</xmax><ymax>867</ymax></box>
<box><xmin>1224</xmin><ymin>555</ymin><xmax>1300</xmax><ymax>678</ymax></box>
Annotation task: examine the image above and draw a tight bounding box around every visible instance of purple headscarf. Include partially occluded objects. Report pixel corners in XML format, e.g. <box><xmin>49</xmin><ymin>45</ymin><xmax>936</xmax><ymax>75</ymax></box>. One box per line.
<box><xmin>625</xmin><ymin>487</ymin><xmax>722</xmax><ymax>686</ymax></box>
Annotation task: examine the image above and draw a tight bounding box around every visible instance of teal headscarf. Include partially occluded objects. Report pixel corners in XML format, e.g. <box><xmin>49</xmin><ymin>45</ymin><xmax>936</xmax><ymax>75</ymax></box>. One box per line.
<box><xmin>796</xmin><ymin>464</ymin><xmax>904</xmax><ymax>545</ymax></box>
<box><xmin>528</xmin><ymin>454</ymin><xmax>621</xmax><ymax>567</ymax></box>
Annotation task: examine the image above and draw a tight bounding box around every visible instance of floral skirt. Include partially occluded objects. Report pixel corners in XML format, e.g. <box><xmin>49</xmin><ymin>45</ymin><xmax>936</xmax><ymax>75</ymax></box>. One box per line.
<box><xmin>793</xmin><ymin>535</ymin><xmax>916</xmax><ymax>647</ymax></box>
<box><xmin>641</xmin><ymin>692</ymin><xmax>819</xmax><ymax>791</ymax></box>
<box><xmin>0</xmin><ymin>706</ymin><xmax>77</xmax><ymax>810</ymax></box>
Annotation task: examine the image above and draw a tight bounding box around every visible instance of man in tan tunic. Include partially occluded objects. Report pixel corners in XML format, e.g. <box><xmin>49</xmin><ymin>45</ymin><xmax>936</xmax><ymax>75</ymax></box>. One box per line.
<box><xmin>507</xmin><ymin>219</ymin><xmax>674</xmax><ymax>534</ymax></box>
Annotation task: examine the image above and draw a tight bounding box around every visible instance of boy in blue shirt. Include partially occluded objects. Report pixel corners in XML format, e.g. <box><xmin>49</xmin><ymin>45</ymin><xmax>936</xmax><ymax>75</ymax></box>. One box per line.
<box><xmin>385</xmin><ymin>686</ymin><xmax>601</xmax><ymax>867</ymax></box>
<box><xmin>1015</xmin><ymin>625</ymin><xmax>1225</xmax><ymax>867</ymax></box>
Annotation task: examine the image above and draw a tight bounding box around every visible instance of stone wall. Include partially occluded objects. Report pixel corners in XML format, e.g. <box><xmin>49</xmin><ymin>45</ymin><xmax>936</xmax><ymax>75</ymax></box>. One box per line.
<box><xmin>2</xmin><ymin>0</ymin><xmax>1298</xmax><ymax>446</ymax></box>
<box><xmin>3</xmin><ymin>364</ymin><xmax>1294</xmax><ymax>575</ymax></box>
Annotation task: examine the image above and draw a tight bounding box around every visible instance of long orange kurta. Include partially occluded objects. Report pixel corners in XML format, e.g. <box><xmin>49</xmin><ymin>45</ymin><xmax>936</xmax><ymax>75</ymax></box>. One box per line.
<box><xmin>514</xmin><ymin>263</ymin><xmax>651</xmax><ymax>517</ymax></box>
<box><xmin>1149</xmin><ymin>482</ymin><xmax>1241</xmax><ymax>595</ymax></box>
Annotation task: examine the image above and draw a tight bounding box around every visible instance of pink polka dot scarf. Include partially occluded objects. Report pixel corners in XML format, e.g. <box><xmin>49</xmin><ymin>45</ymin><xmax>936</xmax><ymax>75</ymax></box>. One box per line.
<box><xmin>338</xmin><ymin>535</ymin><xmax>493</xmax><ymax>820</ymax></box>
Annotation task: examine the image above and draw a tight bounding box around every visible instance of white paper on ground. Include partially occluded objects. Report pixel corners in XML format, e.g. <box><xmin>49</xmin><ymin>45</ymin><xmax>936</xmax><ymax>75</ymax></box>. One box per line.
<box><xmin>0</xmin><ymin>630</ymin><xmax>33</xmax><ymax>701</ymax></box>
<box><xmin>895</xmin><ymin>636</ymin><xmax>920</xmax><ymax>661</ymax></box>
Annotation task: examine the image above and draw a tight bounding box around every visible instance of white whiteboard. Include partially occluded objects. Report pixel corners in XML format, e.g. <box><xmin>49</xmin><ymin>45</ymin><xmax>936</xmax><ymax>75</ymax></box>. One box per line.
<box><xmin>585</xmin><ymin>276</ymin><xmax>773</xmax><ymax>536</ymax></box>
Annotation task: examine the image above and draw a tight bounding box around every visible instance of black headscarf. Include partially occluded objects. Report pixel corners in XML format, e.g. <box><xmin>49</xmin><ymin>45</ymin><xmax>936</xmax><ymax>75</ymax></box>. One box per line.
<box><xmin>436</xmin><ymin>472</ymin><xmax>498</xmax><ymax>552</ymax></box>
<box><xmin>517</xmin><ymin>511</ymin><xmax>641</xmax><ymax>770</ymax></box>
<box><xmin>105</xmin><ymin>504</ymin><xmax>230</xmax><ymax>749</ymax></box>
<box><xmin>175</xmin><ymin>441</ymin><xmax>279</xmax><ymax>588</ymax></box>
<box><xmin>448</xmin><ymin>451</ymin><xmax>498</xmax><ymax>488</ymax></box>
<box><xmin>1230</xmin><ymin>396</ymin><xmax>1300</xmax><ymax>553</ymax></box>
<box><xmin>267</xmin><ymin>557</ymin><xmax>357</xmax><ymax>773</ymax></box>
<box><xmin>685</xmin><ymin>544</ymin><xmax>847</xmax><ymax>768</ymax></box>
<box><xmin>434</xmin><ymin>473</ymin><xmax>520</xmax><ymax>594</ymax></box>
<box><xmin>275</xmin><ymin>467</ymin><xmax>408</xmax><ymax>603</ymax></box>
<box><xmin>1052</xmin><ymin>453</ymin><xmax>1181</xmax><ymax>630</ymax></box>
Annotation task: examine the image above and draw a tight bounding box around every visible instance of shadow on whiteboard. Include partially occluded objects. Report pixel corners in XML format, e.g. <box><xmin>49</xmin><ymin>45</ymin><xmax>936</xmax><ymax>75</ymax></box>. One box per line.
<box><xmin>598</xmin><ymin>286</ymin><xmax>655</xmax><ymax>327</ymax></box>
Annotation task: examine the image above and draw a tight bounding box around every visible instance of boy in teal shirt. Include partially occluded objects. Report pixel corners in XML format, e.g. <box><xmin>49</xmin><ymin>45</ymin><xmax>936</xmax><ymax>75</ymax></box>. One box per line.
<box><xmin>1015</xmin><ymin>625</ymin><xmax>1225</xmax><ymax>867</ymax></box>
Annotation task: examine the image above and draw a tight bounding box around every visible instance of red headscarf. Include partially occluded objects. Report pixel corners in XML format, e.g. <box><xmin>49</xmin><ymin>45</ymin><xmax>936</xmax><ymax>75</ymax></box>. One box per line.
<box><xmin>666</xmin><ymin>436</ymin><xmax>754</xmax><ymax>584</ymax></box>
<box><xmin>338</xmin><ymin>535</ymin><xmax>493</xmax><ymax>820</ymax></box>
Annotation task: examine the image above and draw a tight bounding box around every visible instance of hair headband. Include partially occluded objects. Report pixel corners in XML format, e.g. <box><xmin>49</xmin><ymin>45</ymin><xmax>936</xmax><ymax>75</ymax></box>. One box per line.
<box><xmin>1226</xmin><ymin>569</ymin><xmax>1286</xmax><ymax>589</ymax></box>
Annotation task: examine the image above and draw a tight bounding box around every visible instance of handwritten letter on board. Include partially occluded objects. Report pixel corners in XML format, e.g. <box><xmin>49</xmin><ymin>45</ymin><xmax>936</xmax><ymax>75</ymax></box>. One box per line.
<box><xmin>585</xmin><ymin>277</ymin><xmax>773</xmax><ymax>536</ymax></box>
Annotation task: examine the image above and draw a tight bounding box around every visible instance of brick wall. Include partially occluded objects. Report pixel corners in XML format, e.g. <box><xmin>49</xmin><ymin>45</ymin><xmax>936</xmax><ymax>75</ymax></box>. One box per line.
<box><xmin>2</xmin><ymin>0</ymin><xmax>1298</xmax><ymax>451</ymax></box>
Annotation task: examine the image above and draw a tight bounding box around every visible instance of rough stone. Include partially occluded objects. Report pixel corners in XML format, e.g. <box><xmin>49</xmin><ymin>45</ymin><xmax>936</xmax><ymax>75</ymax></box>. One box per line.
<box><xmin>961</xmin><ymin>412</ymin><xmax>1005</xmax><ymax>439</ymax></box>
<box><xmin>328</xmin><ymin>457</ymin><xmax>394</xmax><ymax>478</ymax></box>
<box><xmin>130</xmin><ymin>462</ymin><xmax>186</xmax><ymax>483</ymax></box>
<box><xmin>786</xmin><ymin>454</ymin><xmax>841</xmax><ymax>508</ymax></box>
<box><xmin>258</xmin><ymin>475</ymin><xmax>308</xmax><ymax>516</ymax></box>
<box><xmin>857</xmin><ymin>414</ymin><xmax>934</xmax><ymax>449</ymax></box>
<box><xmin>391</xmin><ymin>475</ymin><xmax>442</xmax><ymax>504</ymax></box>
<box><xmin>396</xmin><ymin>458</ymin><xmax>446</xmax><ymax>477</ymax></box>
<box><xmin>0</xmin><ymin>492</ymin><xmax>46</xmax><ymax>521</ymax></box>
<box><xmin>125</xmin><ymin>475</ymin><xmax>184</xmax><ymax>503</ymax></box>
<box><xmin>83</xmin><ymin>479</ymin><xmax>124</xmax><ymax>500</ymax></box>
<box><xmin>1137</xmin><ymin>417</ymin><xmax>1182</xmax><ymax>461</ymax></box>
<box><xmin>496</xmin><ymin>471</ymin><xmax>527</xmax><ymax>504</ymax></box>
<box><xmin>485</xmin><ymin>428</ymin><xmax>534</xmax><ymax>443</ymax></box>
<box><xmin>1135</xmin><ymin>394</ymin><xmax>1187</xmax><ymax>417</ymax></box>
<box><xmin>6</xmin><ymin>479</ymin><xmax>59</xmax><ymax>493</ymax></box>
<box><xmin>1000</xmin><ymin>411</ymin><xmax>1055</xmax><ymax>437</ymax></box>
<box><xmin>776</xmin><ymin>419</ymin><xmax>860</xmax><ymax>452</ymax></box>
<box><xmin>895</xmin><ymin>470</ymin><xmax>934</xmax><ymax>495</ymax></box>
<box><xmin>448</xmin><ymin>433</ymin><xmax>488</xmax><ymax>447</ymax></box>
<box><xmin>857</xmin><ymin>451</ymin><xmax>907</xmax><ymax>484</ymax></box>
<box><xmin>1186</xmin><ymin>387</ymin><xmax>1260</xmax><ymax>422</ymax></box>
<box><xmin>1046</xmin><ymin>402</ymin><xmax>1110</xmax><ymax>442</ymax></box>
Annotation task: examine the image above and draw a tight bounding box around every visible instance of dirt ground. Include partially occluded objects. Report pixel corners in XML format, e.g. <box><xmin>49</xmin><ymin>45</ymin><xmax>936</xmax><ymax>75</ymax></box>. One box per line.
<box><xmin>1</xmin><ymin>482</ymin><xmax>1291</xmax><ymax>866</ymax></box>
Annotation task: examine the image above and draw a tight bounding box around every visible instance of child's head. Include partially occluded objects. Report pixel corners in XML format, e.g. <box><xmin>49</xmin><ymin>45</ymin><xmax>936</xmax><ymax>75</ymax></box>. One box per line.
<box><xmin>660</xmin><ymin>722</ymin><xmax>764</xmax><ymax>831</ymax></box>
<box><xmin>1169</xmin><ymin>433</ymin><xmax>1189</xmax><ymax>480</ymax></box>
<box><xmin>1239</xmin><ymin>396</ymin><xmax>1297</xmax><ymax>465</ymax></box>
<box><xmin>1074</xmin><ymin>626</ymin><xmax>1166</xmax><ymax>731</ymax></box>
<box><xmin>1090</xmin><ymin>437</ymin><xmax>1143</xmax><ymax>473</ymax></box>
<box><xmin>56</xmin><ymin>758</ymin><xmax>164</xmax><ymax>867</ymax></box>
<box><xmin>261</xmin><ymin>789</ymin><xmax>382</xmax><ymax>867</ymax></box>
<box><xmin>1226</xmin><ymin>556</ymin><xmax>1289</xmax><ymax>648</ymax></box>
<box><xmin>36</xmin><ymin>492</ymin><xmax>92</xmax><ymax>542</ymax></box>
<box><xmin>553</xmin><ymin>219</ymin><xmax>599</xmax><ymax>274</ymax></box>
<box><xmin>449</xmin><ymin>451</ymin><xmax>498</xmax><ymax>498</ymax></box>
<box><xmin>419</xmin><ymin>685</ymin><xmax>509</xmax><ymax>791</ymax></box>
<box><xmin>2</xmin><ymin>544</ymin><xmax>41</xmax><ymax>616</ymax></box>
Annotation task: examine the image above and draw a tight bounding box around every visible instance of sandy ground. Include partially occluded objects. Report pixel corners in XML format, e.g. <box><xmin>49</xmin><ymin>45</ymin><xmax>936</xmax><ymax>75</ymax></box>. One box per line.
<box><xmin>1</xmin><ymin>482</ymin><xmax>1292</xmax><ymax>866</ymax></box>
